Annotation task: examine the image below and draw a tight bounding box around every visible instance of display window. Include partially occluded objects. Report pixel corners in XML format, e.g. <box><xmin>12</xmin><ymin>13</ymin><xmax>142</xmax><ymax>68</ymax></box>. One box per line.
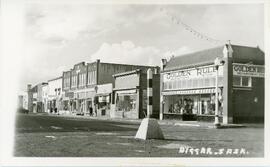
<box><xmin>97</xmin><ymin>96</ymin><xmax>110</xmax><ymax>110</ymax></box>
<box><xmin>71</xmin><ymin>101</ymin><xmax>77</xmax><ymax>111</ymax></box>
<box><xmin>116</xmin><ymin>93</ymin><xmax>137</xmax><ymax>112</ymax></box>
<box><xmin>164</xmin><ymin>93</ymin><xmax>223</xmax><ymax>116</ymax></box>
<box><xmin>63</xmin><ymin>101</ymin><xmax>69</xmax><ymax>110</ymax></box>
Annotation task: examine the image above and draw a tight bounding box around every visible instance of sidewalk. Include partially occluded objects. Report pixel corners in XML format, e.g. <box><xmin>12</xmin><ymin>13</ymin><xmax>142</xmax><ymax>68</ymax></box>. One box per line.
<box><xmin>45</xmin><ymin>113</ymin><xmax>248</xmax><ymax>129</ymax></box>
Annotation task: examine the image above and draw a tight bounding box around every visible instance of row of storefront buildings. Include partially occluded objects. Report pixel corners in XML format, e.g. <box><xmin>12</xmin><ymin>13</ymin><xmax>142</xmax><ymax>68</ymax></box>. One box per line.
<box><xmin>18</xmin><ymin>43</ymin><xmax>265</xmax><ymax>123</ymax></box>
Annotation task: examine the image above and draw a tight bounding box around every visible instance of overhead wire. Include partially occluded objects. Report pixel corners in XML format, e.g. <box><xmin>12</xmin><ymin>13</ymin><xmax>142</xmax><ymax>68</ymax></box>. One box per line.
<box><xmin>160</xmin><ymin>7</ymin><xmax>227</xmax><ymax>44</ymax></box>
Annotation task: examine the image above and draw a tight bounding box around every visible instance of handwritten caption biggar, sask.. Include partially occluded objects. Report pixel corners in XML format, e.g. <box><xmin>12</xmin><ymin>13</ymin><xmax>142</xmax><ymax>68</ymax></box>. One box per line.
<box><xmin>178</xmin><ymin>147</ymin><xmax>249</xmax><ymax>156</ymax></box>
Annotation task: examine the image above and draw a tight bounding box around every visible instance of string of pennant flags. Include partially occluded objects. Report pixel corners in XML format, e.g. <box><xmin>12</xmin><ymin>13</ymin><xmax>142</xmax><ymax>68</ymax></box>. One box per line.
<box><xmin>159</xmin><ymin>7</ymin><xmax>227</xmax><ymax>44</ymax></box>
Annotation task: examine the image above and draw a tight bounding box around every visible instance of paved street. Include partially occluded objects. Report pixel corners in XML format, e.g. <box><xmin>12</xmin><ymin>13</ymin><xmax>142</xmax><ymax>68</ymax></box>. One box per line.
<box><xmin>14</xmin><ymin>113</ymin><xmax>264</xmax><ymax>157</ymax></box>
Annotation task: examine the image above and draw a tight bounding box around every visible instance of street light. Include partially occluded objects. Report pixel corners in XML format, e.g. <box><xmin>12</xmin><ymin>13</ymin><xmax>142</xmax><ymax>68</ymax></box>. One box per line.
<box><xmin>214</xmin><ymin>57</ymin><xmax>225</xmax><ymax>128</ymax></box>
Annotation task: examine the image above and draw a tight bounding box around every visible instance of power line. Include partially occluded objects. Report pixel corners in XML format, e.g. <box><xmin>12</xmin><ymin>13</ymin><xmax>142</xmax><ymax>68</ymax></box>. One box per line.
<box><xmin>160</xmin><ymin>7</ymin><xmax>226</xmax><ymax>44</ymax></box>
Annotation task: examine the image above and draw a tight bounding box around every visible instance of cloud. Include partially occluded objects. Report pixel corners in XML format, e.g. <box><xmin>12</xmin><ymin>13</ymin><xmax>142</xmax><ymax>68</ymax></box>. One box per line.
<box><xmin>91</xmin><ymin>41</ymin><xmax>159</xmax><ymax>66</ymax></box>
<box><xmin>91</xmin><ymin>41</ymin><xmax>190</xmax><ymax>66</ymax></box>
<box><xmin>25</xmin><ymin>4</ymin><xmax>131</xmax><ymax>44</ymax></box>
<box><xmin>21</xmin><ymin>3</ymin><xmax>263</xmax><ymax>92</ymax></box>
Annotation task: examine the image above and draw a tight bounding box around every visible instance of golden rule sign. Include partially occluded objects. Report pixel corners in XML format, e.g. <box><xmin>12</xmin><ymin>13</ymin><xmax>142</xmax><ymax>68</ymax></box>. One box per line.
<box><xmin>163</xmin><ymin>65</ymin><xmax>223</xmax><ymax>82</ymax></box>
<box><xmin>233</xmin><ymin>63</ymin><xmax>264</xmax><ymax>78</ymax></box>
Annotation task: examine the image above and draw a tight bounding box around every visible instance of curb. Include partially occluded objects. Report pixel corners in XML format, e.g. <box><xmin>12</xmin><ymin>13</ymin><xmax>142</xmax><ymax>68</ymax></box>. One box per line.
<box><xmin>159</xmin><ymin>121</ymin><xmax>246</xmax><ymax>129</ymax></box>
<box><xmin>38</xmin><ymin>113</ymin><xmax>247</xmax><ymax>129</ymax></box>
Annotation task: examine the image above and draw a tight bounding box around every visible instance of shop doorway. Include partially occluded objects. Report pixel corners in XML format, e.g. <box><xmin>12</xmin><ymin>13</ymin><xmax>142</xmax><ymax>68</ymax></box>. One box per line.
<box><xmin>86</xmin><ymin>100</ymin><xmax>93</xmax><ymax>116</ymax></box>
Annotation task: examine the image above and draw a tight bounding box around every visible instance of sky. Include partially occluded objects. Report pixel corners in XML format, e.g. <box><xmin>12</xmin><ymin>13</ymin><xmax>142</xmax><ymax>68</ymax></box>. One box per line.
<box><xmin>21</xmin><ymin>2</ymin><xmax>264</xmax><ymax>91</ymax></box>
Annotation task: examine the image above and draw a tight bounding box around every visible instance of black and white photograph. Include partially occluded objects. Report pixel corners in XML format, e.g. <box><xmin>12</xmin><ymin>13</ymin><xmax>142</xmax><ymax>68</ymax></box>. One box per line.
<box><xmin>0</xmin><ymin>0</ymin><xmax>269</xmax><ymax>166</ymax></box>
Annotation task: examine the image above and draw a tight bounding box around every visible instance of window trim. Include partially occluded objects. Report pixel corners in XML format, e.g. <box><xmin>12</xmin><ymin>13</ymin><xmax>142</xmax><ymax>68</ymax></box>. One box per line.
<box><xmin>233</xmin><ymin>76</ymin><xmax>252</xmax><ymax>88</ymax></box>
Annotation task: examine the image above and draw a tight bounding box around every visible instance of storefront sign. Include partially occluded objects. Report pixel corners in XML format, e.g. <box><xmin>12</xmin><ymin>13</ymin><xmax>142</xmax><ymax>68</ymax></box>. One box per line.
<box><xmin>86</xmin><ymin>91</ymin><xmax>95</xmax><ymax>98</ymax></box>
<box><xmin>162</xmin><ymin>88</ymin><xmax>215</xmax><ymax>95</ymax></box>
<box><xmin>98</xmin><ymin>96</ymin><xmax>106</xmax><ymax>102</ymax></box>
<box><xmin>163</xmin><ymin>65</ymin><xmax>223</xmax><ymax>82</ymax></box>
<box><xmin>116</xmin><ymin>89</ymin><xmax>137</xmax><ymax>95</ymax></box>
<box><xmin>233</xmin><ymin>63</ymin><xmax>264</xmax><ymax>78</ymax></box>
<box><xmin>98</xmin><ymin>96</ymin><xmax>110</xmax><ymax>103</ymax></box>
<box><xmin>48</xmin><ymin>95</ymin><xmax>56</xmax><ymax>100</ymax></box>
<box><xmin>65</xmin><ymin>92</ymin><xmax>74</xmax><ymax>98</ymax></box>
<box><xmin>73</xmin><ymin>88</ymin><xmax>96</xmax><ymax>99</ymax></box>
<box><xmin>97</xmin><ymin>84</ymin><xmax>112</xmax><ymax>94</ymax></box>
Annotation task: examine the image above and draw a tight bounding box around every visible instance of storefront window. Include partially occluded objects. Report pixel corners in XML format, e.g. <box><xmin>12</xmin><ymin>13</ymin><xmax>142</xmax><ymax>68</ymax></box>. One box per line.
<box><xmin>233</xmin><ymin>76</ymin><xmax>252</xmax><ymax>87</ymax></box>
<box><xmin>177</xmin><ymin>79</ymin><xmax>182</xmax><ymax>88</ymax></box>
<box><xmin>163</xmin><ymin>76</ymin><xmax>223</xmax><ymax>91</ymax></box>
<box><xmin>63</xmin><ymin>101</ymin><xmax>69</xmax><ymax>110</ymax></box>
<box><xmin>200</xmin><ymin>95</ymin><xmax>215</xmax><ymax>115</ymax></box>
<box><xmin>172</xmin><ymin>80</ymin><xmax>176</xmax><ymax>89</ymax></box>
<box><xmin>192</xmin><ymin>79</ymin><xmax>198</xmax><ymax>88</ymax></box>
<box><xmin>242</xmin><ymin>76</ymin><xmax>249</xmax><ymax>87</ymax></box>
<box><xmin>233</xmin><ymin>76</ymin><xmax>241</xmax><ymax>86</ymax></box>
<box><xmin>168</xmin><ymin>81</ymin><xmax>172</xmax><ymax>89</ymax></box>
<box><xmin>165</xmin><ymin>95</ymin><xmax>198</xmax><ymax>114</ymax></box>
<box><xmin>205</xmin><ymin>78</ymin><xmax>210</xmax><ymax>87</ymax></box>
<box><xmin>98</xmin><ymin>96</ymin><xmax>110</xmax><ymax>110</ymax></box>
<box><xmin>116</xmin><ymin>94</ymin><xmax>137</xmax><ymax>112</ymax></box>
<box><xmin>164</xmin><ymin>94</ymin><xmax>222</xmax><ymax>116</ymax></box>
<box><xmin>182</xmin><ymin>80</ymin><xmax>187</xmax><ymax>89</ymax></box>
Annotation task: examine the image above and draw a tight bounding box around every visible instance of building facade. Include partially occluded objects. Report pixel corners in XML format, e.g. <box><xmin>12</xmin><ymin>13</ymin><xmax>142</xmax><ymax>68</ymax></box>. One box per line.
<box><xmin>18</xmin><ymin>91</ymin><xmax>28</xmax><ymax>110</ymax></box>
<box><xmin>27</xmin><ymin>84</ymin><xmax>33</xmax><ymax>113</ymax></box>
<box><xmin>62</xmin><ymin>60</ymin><xmax>159</xmax><ymax>117</ymax></box>
<box><xmin>36</xmin><ymin>82</ymin><xmax>48</xmax><ymax>113</ymax></box>
<box><xmin>111</xmin><ymin>68</ymin><xmax>160</xmax><ymax>119</ymax></box>
<box><xmin>28</xmin><ymin>85</ymin><xmax>38</xmax><ymax>113</ymax></box>
<box><xmin>26</xmin><ymin>83</ymin><xmax>48</xmax><ymax>113</ymax></box>
<box><xmin>160</xmin><ymin>44</ymin><xmax>264</xmax><ymax>124</ymax></box>
<box><xmin>41</xmin><ymin>84</ymin><xmax>49</xmax><ymax>113</ymax></box>
<box><xmin>47</xmin><ymin>77</ymin><xmax>63</xmax><ymax>114</ymax></box>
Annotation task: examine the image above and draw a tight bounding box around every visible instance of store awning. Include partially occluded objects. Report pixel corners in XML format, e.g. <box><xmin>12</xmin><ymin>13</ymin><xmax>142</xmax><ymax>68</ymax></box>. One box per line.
<box><xmin>74</xmin><ymin>91</ymin><xmax>96</xmax><ymax>99</ymax></box>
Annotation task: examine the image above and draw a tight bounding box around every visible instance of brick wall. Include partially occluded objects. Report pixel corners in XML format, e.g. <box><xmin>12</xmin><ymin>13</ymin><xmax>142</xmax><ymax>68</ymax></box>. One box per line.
<box><xmin>233</xmin><ymin>77</ymin><xmax>264</xmax><ymax>123</ymax></box>
<box><xmin>98</xmin><ymin>63</ymin><xmax>159</xmax><ymax>86</ymax></box>
<box><xmin>114</xmin><ymin>73</ymin><xmax>139</xmax><ymax>90</ymax></box>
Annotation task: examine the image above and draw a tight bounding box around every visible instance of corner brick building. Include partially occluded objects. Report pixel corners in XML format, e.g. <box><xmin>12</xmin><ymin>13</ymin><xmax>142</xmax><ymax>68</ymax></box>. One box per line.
<box><xmin>160</xmin><ymin>44</ymin><xmax>264</xmax><ymax>124</ymax></box>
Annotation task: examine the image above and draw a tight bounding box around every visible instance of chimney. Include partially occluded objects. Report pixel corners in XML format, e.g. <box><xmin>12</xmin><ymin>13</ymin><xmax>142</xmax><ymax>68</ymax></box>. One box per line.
<box><xmin>161</xmin><ymin>59</ymin><xmax>167</xmax><ymax>71</ymax></box>
<box><xmin>154</xmin><ymin>67</ymin><xmax>159</xmax><ymax>74</ymax></box>
<box><xmin>226</xmin><ymin>40</ymin><xmax>231</xmax><ymax>45</ymax></box>
<box><xmin>223</xmin><ymin>40</ymin><xmax>233</xmax><ymax>58</ymax></box>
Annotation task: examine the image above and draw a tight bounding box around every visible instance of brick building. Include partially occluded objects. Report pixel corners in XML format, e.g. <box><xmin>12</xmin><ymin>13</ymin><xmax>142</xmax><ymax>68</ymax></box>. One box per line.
<box><xmin>62</xmin><ymin>59</ymin><xmax>159</xmax><ymax>117</ymax></box>
<box><xmin>111</xmin><ymin>67</ymin><xmax>160</xmax><ymax>119</ymax></box>
<box><xmin>160</xmin><ymin>44</ymin><xmax>264</xmax><ymax>124</ymax></box>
